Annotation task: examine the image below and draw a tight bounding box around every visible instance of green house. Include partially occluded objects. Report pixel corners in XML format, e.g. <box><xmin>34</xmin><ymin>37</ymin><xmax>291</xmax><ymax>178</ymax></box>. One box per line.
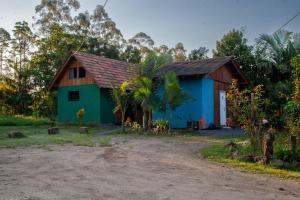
<box><xmin>49</xmin><ymin>52</ymin><xmax>136</xmax><ymax>125</ymax></box>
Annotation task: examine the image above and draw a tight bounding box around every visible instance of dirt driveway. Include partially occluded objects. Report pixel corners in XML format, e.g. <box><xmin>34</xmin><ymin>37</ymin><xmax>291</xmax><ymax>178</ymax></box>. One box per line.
<box><xmin>0</xmin><ymin>137</ymin><xmax>299</xmax><ymax>200</ymax></box>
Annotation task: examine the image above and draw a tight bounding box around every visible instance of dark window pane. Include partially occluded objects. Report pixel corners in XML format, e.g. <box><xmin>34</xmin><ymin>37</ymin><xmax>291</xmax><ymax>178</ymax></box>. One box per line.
<box><xmin>68</xmin><ymin>68</ymin><xmax>77</xmax><ymax>80</ymax></box>
<box><xmin>79</xmin><ymin>67</ymin><xmax>86</xmax><ymax>78</ymax></box>
<box><xmin>68</xmin><ymin>91</ymin><xmax>79</xmax><ymax>101</ymax></box>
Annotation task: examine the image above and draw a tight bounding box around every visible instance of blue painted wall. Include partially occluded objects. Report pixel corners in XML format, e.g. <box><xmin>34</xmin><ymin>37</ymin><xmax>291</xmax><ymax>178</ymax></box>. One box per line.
<box><xmin>153</xmin><ymin>77</ymin><xmax>214</xmax><ymax>128</ymax></box>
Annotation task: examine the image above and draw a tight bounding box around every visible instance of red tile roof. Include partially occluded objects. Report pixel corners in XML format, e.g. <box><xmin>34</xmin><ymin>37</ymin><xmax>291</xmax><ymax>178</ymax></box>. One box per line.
<box><xmin>49</xmin><ymin>51</ymin><xmax>137</xmax><ymax>89</ymax></box>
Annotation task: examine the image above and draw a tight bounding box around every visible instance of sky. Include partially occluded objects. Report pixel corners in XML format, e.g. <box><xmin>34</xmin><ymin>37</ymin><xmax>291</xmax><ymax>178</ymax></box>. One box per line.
<box><xmin>0</xmin><ymin>0</ymin><xmax>300</xmax><ymax>55</ymax></box>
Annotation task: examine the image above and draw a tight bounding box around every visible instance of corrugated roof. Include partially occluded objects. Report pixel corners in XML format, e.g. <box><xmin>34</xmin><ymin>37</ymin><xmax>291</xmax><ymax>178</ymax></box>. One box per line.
<box><xmin>156</xmin><ymin>56</ymin><xmax>233</xmax><ymax>77</ymax></box>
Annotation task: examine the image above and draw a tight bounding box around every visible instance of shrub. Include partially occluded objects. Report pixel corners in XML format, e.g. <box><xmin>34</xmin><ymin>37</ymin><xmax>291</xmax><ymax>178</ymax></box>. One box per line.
<box><xmin>274</xmin><ymin>149</ymin><xmax>300</xmax><ymax>162</ymax></box>
<box><xmin>0</xmin><ymin>115</ymin><xmax>52</xmax><ymax>126</ymax></box>
<box><xmin>152</xmin><ymin>119</ymin><xmax>169</xmax><ymax>135</ymax></box>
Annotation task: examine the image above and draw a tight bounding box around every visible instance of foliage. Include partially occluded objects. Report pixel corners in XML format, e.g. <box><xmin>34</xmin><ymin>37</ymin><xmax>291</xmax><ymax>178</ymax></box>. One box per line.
<box><xmin>152</xmin><ymin>119</ymin><xmax>169</xmax><ymax>135</ymax></box>
<box><xmin>226</xmin><ymin>80</ymin><xmax>266</xmax><ymax>155</ymax></box>
<box><xmin>226</xmin><ymin>79</ymin><xmax>243</xmax><ymax>126</ymax></box>
<box><xmin>111</xmin><ymin>81</ymin><xmax>132</xmax><ymax>133</ymax></box>
<box><xmin>163</xmin><ymin>71</ymin><xmax>191</xmax><ymax>131</ymax></box>
<box><xmin>213</xmin><ymin>28</ymin><xmax>254</xmax><ymax>83</ymax></box>
<box><xmin>0</xmin><ymin>28</ymin><xmax>10</xmax><ymax>73</ymax></box>
<box><xmin>0</xmin><ymin>115</ymin><xmax>52</xmax><ymax>126</ymax></box>
<box><xmin>188</xmin><ymin>46</ymin><xmax>209</xmax><ymax>60</ymax></box>
<box><xmin>170</xmin><ymin>42</ymin><xmax>187</xmax><ymax>61</ymax></box>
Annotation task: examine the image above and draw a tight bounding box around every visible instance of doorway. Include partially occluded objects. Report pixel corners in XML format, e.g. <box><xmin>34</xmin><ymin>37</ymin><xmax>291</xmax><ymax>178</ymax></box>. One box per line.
<box><xmin>219</xmin><ymin>90</ymin><xmax>227</xmax><ymax>126</ymax></box>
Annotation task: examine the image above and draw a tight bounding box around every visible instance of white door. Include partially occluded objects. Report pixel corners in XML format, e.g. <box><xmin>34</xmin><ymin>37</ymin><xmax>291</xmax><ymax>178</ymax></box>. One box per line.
<box><xmin>219</xmin><ymin>91</ymin><xmax>227</xmax><ymax>126</ymax></box>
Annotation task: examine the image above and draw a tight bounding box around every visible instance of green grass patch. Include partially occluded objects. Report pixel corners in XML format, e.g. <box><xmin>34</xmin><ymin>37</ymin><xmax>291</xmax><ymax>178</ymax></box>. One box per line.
<box><xmin>201</xmin><ymin>143</ymin><xmax>300</xmax><ymax>180</ymax></box>
<box><xmin>0</xmin><ymin>126</ymin><xmax>112</xmax><ymax>148</ymax></box>
<box><xmin>0</xmin><ymin>115</ymin><xmax>52</xmax><ymax>126</ymax></box>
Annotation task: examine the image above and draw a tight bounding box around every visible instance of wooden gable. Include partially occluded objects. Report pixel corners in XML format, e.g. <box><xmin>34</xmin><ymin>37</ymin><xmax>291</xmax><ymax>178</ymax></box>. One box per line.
<box><xmin>52</xmin><ymin>58</ymin><xmax>96</xmax><ymax>88</ymax></box>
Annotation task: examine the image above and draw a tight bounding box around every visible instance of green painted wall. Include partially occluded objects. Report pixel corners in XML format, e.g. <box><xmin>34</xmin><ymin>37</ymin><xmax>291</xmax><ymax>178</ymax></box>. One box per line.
<box><xmin>57</xmin><ymin>84</ymin><xmax>101</xmax><ymax>125</ymax></box>
<box><xmin>100</xmin><ymin>88</ymin><xmax>115</xmax><ymax>123</ymax></box>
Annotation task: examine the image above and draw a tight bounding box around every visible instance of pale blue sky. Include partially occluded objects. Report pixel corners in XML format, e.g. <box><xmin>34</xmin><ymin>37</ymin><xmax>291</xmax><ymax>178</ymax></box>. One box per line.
<box><xmin>0</xmin><ymin>0</ymin><xmax>300</xmax><ymax>54</ymax></box>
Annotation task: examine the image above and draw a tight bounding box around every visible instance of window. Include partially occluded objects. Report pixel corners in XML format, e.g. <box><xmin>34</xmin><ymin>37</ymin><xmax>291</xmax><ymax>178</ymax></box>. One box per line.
<box><xmin>68</xmin><ymin>68</ymin><xmax>77</xmax><ymax>80</ymax></box>
<box><xmin>79</xmin><ymin>67</ymin><xmax>86</xmax><ymax>78</ymax></box>
<box><xmin>68</xmin><ymin>91</ymin><xmax>79</xmax><ymax>101</ymax></box>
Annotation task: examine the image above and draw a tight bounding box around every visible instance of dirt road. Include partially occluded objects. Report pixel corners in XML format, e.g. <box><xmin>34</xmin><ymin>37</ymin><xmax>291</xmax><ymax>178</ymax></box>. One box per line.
<box><xmin>0</xmin><ymin>137</ymin><xmax>299</xmax><ymax>200</ymax></box>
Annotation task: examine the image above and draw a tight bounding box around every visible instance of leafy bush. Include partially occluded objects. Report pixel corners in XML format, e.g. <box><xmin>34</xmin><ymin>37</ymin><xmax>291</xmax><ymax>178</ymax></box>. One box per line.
<box><xmin>274</xmin><ymin>149</ymin><xmax>300</xmax><ymax>162</ymax></box>
<box><xmin>152</xmin><ymin>119</ymin><xmax>169</xmax><ymax>135</ymax></box>
<box><xmin>0</xmin><ymin>115</ymin><xmax>52</xmax><ymax>126</ymax></box>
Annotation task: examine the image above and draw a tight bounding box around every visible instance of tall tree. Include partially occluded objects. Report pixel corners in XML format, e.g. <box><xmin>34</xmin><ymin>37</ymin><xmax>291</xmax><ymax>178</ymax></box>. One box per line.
<box><xmin>129</xmin><ymin>32</ymin><xmax>154</xmax><ymax>58</ymax></box>
<box><xmin>256</xmin><ymin>30</ymin><xmax>299</xmax><ymax>126</ymax></box>
<box><xmin>73</xmin><ymin>11</ymin><xmax>91</xmax><ymax>35</ymax></box>
<box><xmin>133</xmin><ymin>51</ymin><xmax>173</xmax><ymax>130</ymax></box>
<box><xmin>170</xmin><ymin>42</ymin><xmax>187</xmax><ymax>61</ymax></box>
<box><xmin>188</xmin><ymin>46</ymin><xmax>209</xmax><ymax>60</ymax></box>
<box><xmin>213</xmin><ymin>29</ymin><xmax>254</xmax><ymax>83</ymax></box>
<box><xmin>90</xmin><ymin>5</ymin><xmax>123</xmax><ymax>46</ymax></box>
<box><xmin>4</xmin><ymin>21</ymin><xmax>35</xmax><ymax>114</ymax></box>
<box><xmin>34</xmin><ymin>0</ymin><xmax>80</xmax><ymax>34</ymax></box>
<box><xmin>120</xmin><ymin>45</ymin><xmax>141</xmax><ymax>64</ymax></box>
<box><xmin>0</xmin><ymin>28</ymin><xmax>10</xmax><ymax>74</ymax></box>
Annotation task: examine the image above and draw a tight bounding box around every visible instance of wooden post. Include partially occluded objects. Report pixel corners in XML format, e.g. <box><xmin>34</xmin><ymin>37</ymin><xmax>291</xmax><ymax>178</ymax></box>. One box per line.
<box><xmin>80</xmin><ymin>127</ymin><xmax>89</xmax><ymax>134</ymax></box>
<box><xmin>263</xmin><ymin>133</ymin><xmax>274</xmax><ymax>164</ymax></box>
<box><xmin>48</xmin><ymin>127</ymin><xmax>59</xmax><ymax>135</ymax></box>
<box><xmin>291</xmin><ymin>136</ymin><xmax>297</xmax><ymax>162</ymax></box>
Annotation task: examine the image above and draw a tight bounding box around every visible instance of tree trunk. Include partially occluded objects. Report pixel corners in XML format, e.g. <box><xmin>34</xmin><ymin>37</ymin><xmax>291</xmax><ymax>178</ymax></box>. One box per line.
<box><xmin>148</xmin><ymin>109</ymin><xmax>152</xmax><ymax>130</ymax></box>
<box><xmin>291</xmin><ymin>135</ymin><xmax>297</xmax><ymax>162</ymax></box>
<box><xmin>169</xmin><ymin>109</ymin><xmax>173</xmax><ymax>133</ymax></box>
<box><xmin>142</xmin><ymin>108</ymin><xmax>147</xmax><ymax>131</ymax></box>
<box><xmin>121</xmin><ymin>110</ymin><xmax>125</xmax><ymax>133</ymax></box>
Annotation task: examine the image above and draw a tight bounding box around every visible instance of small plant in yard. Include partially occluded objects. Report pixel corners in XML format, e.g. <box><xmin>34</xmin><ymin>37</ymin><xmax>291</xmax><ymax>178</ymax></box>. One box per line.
<box><xmin>111</xmin><ymin>81</ymin><xmax>132</xmax><ymax>133</ymax></box>
<box><xmin>76</xmin><ymin>108</ymin><xmax>86</xmax><ymax>126</ymax></box>
<box><xmin>152</xmin><ymin>119</ymin><xmax>169</xmax><ymax>135</ymax></box>
<box><xmin>131</xmin><ymin>121</ymin><xmax>141</xmax><ymax>133</ymax></box>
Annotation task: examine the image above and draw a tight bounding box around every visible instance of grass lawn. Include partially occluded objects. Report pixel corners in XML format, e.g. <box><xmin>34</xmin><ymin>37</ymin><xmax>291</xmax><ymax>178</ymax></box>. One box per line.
<box><xmin>0</xmin><ymin>126</ymin><xmax>113</xmax><ymax>148</ymax></box>
<box><xmin>200</xmin><ymin>133</ymin><xmax>300</xmax><ymax>180</ymax></box>
<box><xmin>0</xmin><ymin>115</ymin><xmax>52</xmax><ymax>126</ymax></box>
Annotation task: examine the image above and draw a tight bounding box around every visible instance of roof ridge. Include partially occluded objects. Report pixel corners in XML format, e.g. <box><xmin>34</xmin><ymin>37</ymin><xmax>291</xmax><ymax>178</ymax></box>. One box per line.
<box><xmin>73</xmin><ymin>51</ymin><xmax>135</xmax><ymax>66</ymax></box>
<box><xmin>170</xmin><ymin>56</ymin><xmax>233</xmax><ymax>65</ymax></box>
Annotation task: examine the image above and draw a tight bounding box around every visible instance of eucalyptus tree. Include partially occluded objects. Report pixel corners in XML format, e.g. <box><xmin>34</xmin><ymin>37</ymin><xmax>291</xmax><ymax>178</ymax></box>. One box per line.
<box><xmin>5</xmin><ymin>21</ymin><xmax>35</xmax><ymax>114</ymax></box>
<box><xmin>170</xmin><ymin>42</ymin><xmax>187</xmax><ymax>61</ymax></box>
<box><xmin>34</xmin><ymin>0</ymin><xmax>80</xmax><ymax>34</ymax></box>
<box><xmin>155</xmin><ymin>44</ymin><xmax>169</xmax><ymax>55</ymax></box>
<box><xmin>129</xmin><ymin>32</ymin><xmax>154</xmax><ymax>58</ymax></box>
<box><xmin>0</xmin><ymin>28</ymin><xmax>10</xmax><ymax>74</ymax></box>
<box><xmin>90</xmin><ymin>5</ymin><xmax>123</xmax><ymax>47</ymax></box>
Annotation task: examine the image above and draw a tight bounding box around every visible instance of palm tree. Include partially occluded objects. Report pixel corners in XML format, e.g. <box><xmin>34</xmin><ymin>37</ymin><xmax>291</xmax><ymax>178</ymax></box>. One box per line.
<box><xmin>257</xmin><ymin>30</ymin><xmax>298</xmax><ymax>77</ymax></box>
<box><xmin>111</xmin><ymin>81</ymin><xmax>132</xmax><ymax>133</ymax></box>
<box><xmin>133</xmin><ymin>51</ymin><xmax>172</xmax><ymax>130</ymax></box>
<box><xmin>164</xmin><ymin>71</ymin><xmax>190</xmax><ymax>131</ymax></box>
